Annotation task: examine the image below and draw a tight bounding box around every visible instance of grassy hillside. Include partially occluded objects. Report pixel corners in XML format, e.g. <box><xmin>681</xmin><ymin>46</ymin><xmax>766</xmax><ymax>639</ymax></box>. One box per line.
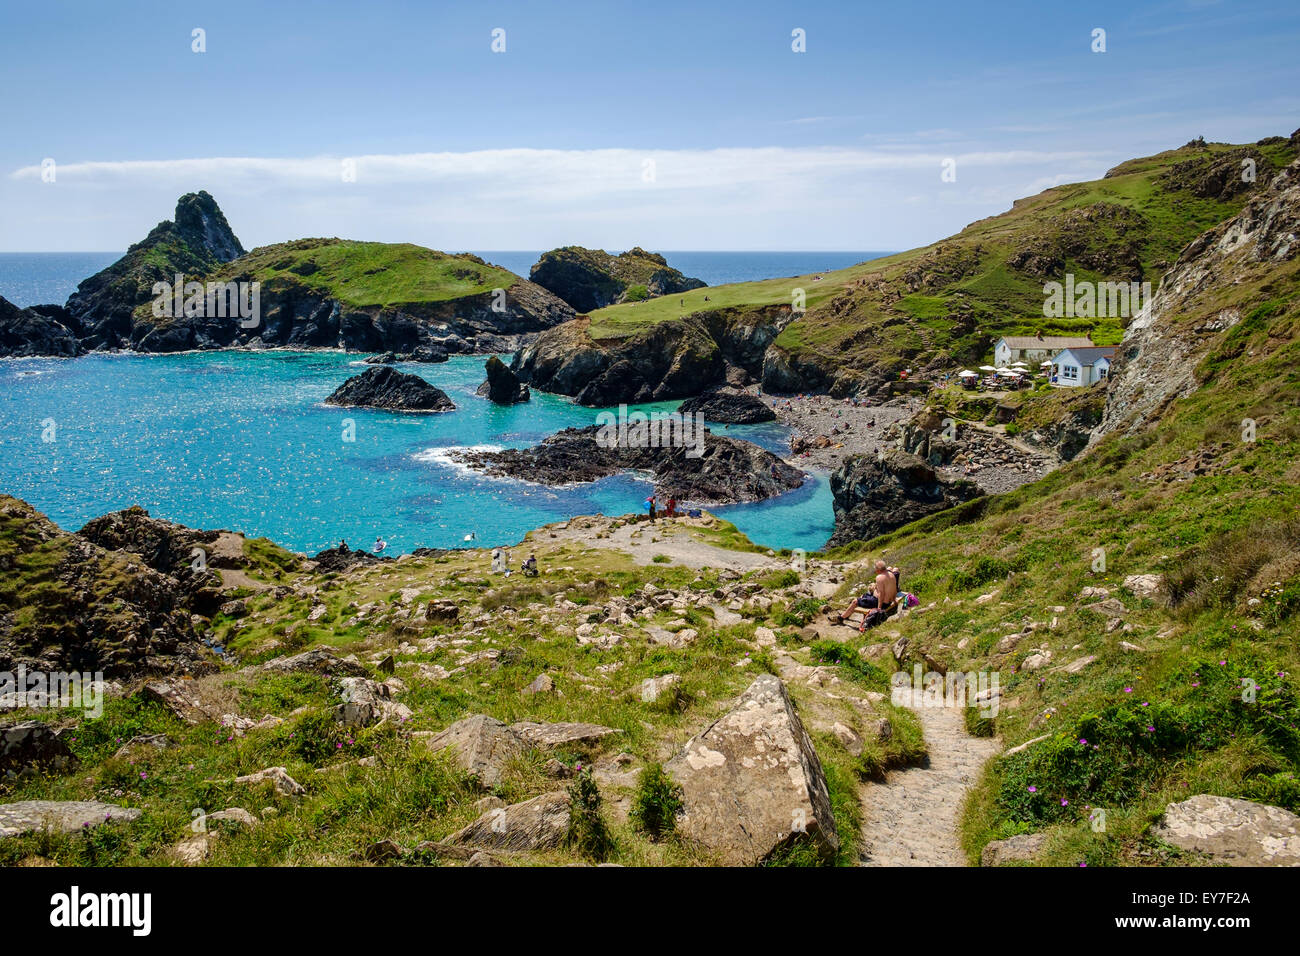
<box><xmin>589</xmin><ymin>136</ymin><xmax>1297</xmax><ymax>384</ymax></box>
<box><xmin>824</xmin><ymin>218</ymin><xmax>1300</xmax><ymax>864</ymax></box>
<box><xmin>210</xmin><ymin>239</ymin><xmax>520</xmax><ymax>310</ymax></box>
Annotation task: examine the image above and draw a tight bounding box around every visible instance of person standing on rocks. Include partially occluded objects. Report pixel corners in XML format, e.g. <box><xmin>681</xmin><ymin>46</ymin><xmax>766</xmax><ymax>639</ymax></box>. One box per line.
<box><xmin>645</xmin><ymin>495</ymin><xmax>657</xmax><ymax>522</ymax></box>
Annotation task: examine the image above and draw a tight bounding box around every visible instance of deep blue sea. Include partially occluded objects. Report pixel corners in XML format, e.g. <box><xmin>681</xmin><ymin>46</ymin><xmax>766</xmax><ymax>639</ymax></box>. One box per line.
<box><xmin>0</xmin><ymin>252</ymin><xmax>879</xmax><ymax>555</ymax></box>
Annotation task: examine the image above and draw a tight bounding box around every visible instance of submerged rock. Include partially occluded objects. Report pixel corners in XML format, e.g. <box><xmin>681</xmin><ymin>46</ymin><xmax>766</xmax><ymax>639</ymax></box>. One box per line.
<box><xmin>324</xmin><ymin>366</ymin><xmax>455</xmax><ymax>412</ymax></box>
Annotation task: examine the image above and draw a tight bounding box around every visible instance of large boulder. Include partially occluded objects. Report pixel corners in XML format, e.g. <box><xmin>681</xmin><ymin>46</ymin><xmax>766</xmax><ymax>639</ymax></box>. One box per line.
<box><xmin>324</xmin><ymin>366</ymin><xmax>455</xmax><ymax>412</ymax></box>
<box><xmin>424</xmin><ymin>715</ymin><xmax>524</xmax><ymax>788</ymax></box>
<box><xmin>1152</xmin><ymin>794</ymin><xmax>1300</xmax><ymax>866</ymax></box>
<box><xmin>334</xmin><ymin>677</ymin><xmax>413</xmax><ymax>727</ymax></box>
<box><xmin>665</xmin><ymin>674</ymin><xmax>838</xmax><ymax>865</ymax></box>
<box><xmin>476</xmin><ymin>355</ymin><xmax>530</xmax><ymax>404</ymax></box>
<box><xmin>678</xmin><ymin>386</ymin><xmax>776</xmax><ymax>424</ymax></box>
<box><xmin>442</xmin><ymin>791</ymin><xmax>572</xmax><ymax>851</ymax></box>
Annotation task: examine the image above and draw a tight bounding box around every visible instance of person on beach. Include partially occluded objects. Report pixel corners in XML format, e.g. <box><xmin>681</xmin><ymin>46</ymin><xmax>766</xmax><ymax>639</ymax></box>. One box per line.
<box><xmin>832</xmin><ymin>561</ymin><xmax>900</xmax><ymax>628</ymax></box>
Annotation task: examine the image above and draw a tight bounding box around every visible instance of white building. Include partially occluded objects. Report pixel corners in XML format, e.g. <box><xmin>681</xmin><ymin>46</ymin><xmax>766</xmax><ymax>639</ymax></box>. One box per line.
<box><xmin>1051</xmin><ymin>346</ymin><xmax>1116</xmax><ymax>387</ymax></box>
<box><xmin>994</xmin><ymin>334</ymin><xmax>1094</xmax><ymax>367</ymax></box>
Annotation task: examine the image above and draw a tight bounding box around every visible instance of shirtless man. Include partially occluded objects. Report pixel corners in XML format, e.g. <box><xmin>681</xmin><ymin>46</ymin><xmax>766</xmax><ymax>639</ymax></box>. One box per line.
<box><xmin>834</xmin><ymin>561</ymin><xmax>899</xmax><ymax>626</ymax></box>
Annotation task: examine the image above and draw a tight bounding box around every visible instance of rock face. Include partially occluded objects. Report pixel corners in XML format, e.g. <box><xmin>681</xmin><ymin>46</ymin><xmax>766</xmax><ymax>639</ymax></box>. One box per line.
<box><xmin>512</xmin><ymin>309</ymin><xmax>794</xmax><ymax>406</ymax></box>
<box><xmin>476</xmin><ymin>355</ymin><xmax>530</xmax><ymax>404</ymax></box>
<box><xmin>665</xmin><ymin>674</ymin><xmax>839</xmax><ymax>865</ymax></box>
<box><xmin>529</xmin><ymin>246</ymin><xmax>705</xmax><ymax>312</ymax></box>
<box><xmin>1152</xmin><ymin>794</ymin><xmax>1300</xmax><ymax>866</ymax></box>
<box><xmin>0</xmin><ymin>721</ymin><xmax>79</xmax><ymax>781</ymax></box>
<box><xmin>678</xmin><ymin>387</ymin><xmax>776</xmax><ymax>424</ymax></box>
<box><xmin>0</xmin><ymin>496</ymin><xmax>210</xmax><ymax>678</ymax></box>
<box><xmin>65</xmin><ymin>191</ymin><xmax>246</xmax><ymax>351</ymax></box>
<box><xmin>0</xmin><ymin>297</ymin><xmax>81</xmax><ymax>357</ymax></box>
<box><xmin>324</xmin><ymin>366</ymin><xmax>455</xmax><ymax>412</ymax></box>
<box><xmin>1097</xmin><ymin>157</ymin><xmax>1300</xmax><ymax>442</ymax></box>
<box><xmin>450</xmin><ymin>424</ymin><xmax>803</xmax><ymax>504</ymax></box>
<box><xmin>0</xmin><ymin>800</ymin><xmax>141</xmax><ymax>839</ymax></box>
<box><xmin>828</xmin><ymin>450</ymin><xmax>982</xmax><ymax>547</ymax></box>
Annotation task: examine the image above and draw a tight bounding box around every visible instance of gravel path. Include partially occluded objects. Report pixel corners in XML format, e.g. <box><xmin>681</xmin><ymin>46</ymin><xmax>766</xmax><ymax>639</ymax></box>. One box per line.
<box><xmin>858</xmin><ymin>704</ymin><xmax>1000</xmax><ymax>866</ymax></box>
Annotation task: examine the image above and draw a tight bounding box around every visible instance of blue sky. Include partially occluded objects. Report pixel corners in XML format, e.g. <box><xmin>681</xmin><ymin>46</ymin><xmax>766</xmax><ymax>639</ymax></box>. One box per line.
<box><xmin>2</xmin><ymin>0</ymin><xmax>1297</xmax><ymax>251</ymax></box>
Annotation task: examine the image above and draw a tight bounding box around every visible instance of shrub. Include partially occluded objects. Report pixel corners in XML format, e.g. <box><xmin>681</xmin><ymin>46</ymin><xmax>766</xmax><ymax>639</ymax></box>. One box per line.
<box><xmin>630</xmin><ymin>763</ymin><xmax>684</xmax><ymax>840</ymax></box>
<box><xmin>567</xmin><ymin>768</ymin><xmax>612</xmax><ymax>860</ymax></box>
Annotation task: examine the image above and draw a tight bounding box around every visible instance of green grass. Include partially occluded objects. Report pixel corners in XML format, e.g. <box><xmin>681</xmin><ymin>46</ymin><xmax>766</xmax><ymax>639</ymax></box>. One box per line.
<box><xmin>213</xmin><ymin>239</ymin><xmax>519</xmax><ymax>310</ymax></box>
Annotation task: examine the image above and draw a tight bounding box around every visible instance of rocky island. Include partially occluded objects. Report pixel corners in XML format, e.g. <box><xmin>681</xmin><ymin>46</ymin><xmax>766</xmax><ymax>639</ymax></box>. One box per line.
<box><xmin>448</xmin><ymin>425</ymin><xmax>803</xmax><ymax>503</ymax></box>
<box><xmin>324</xmin><ymin>366</ymin><xmax>455</xmax><ymax>412</ymax></box>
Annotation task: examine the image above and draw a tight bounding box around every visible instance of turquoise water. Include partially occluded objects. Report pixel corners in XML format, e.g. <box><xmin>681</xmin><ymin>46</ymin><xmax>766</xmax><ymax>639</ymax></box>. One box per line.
<box><xmin>0</xmin><ymin>351</ymin><xmax>834</xmax><ymax>555</ymax></box>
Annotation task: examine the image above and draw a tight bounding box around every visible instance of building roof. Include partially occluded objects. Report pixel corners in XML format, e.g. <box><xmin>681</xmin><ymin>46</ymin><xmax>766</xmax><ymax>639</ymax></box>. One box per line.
<box><xmin>1055</xmin><ymin>346</ymin><xmax>1116</xmax><ymax>365</ymax></box>
<box><xmin>998</xmin><ymin>335</ymin><xmax>1095</xmax><ymax>350</ymax></box>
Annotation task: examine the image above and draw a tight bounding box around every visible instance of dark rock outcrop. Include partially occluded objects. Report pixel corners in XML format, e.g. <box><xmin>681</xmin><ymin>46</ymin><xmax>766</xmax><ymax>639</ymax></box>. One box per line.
<box><xmin>678</xmin><ymin>386</ymin><xmax>776</xmax><ymax>424</ymax></box>
<box><xmin>0</xmin><ymin>297</ymin><xmax>82</xmax><ymax>357</ymax></box>
<box><xmin>476</xmin><ymin>355</ymin><xmax>530</xmax><ymax>404</ymax></box>
<box><xmin>77</xmin><ymin>505</ymin><xmax>298</xmax><ymax>616</ymax></box>
<box><xmin>324</xmin><ymin>366</ymin><xmax>455</xmax><ymax>412</ymax></box>
<box><xmin>0</xmin><ymin>496</ymin><xmax>212</xmax><ymax>678</ymax></box>
<box><xmin>0</xmin><ymin>721</ymin><xmax>79</xmax><ymax>782</ymax></box>
<box><xmin>310</xmin><ymin>542</ymin><xmax>389</xmax><ymax>573</ymax></box>
<box><xmin>449</xmin><ymin>424</ymin><xmax>802</xmax><ymax>504</ymax></box>
<box><xmin>529</xmin><ymin>246</ymin><xmax>705</xmax><ymax>312</ymax></box>
<box><xmin>828</xmin><ymin>450</ymin><xmax>981</xmax><ymax>546</ymax></box>
<box><xmin>513</xmin><ymin>308</ymin><xmax>794</xmax><ymax>406</ymax></box>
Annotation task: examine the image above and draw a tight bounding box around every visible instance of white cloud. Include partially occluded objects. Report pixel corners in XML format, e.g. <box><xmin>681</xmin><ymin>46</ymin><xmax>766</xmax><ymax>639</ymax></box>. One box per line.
<box><xmin>3</xmin><ymin>146</ymin><xmax>1110</xmax><ymax>252</ymax></box>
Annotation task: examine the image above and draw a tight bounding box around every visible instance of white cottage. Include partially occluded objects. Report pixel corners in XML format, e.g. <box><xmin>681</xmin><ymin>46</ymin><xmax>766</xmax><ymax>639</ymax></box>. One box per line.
<box><xmin>994</xmin><ymin>334</ymin><xmax>1094</xmax><ymax>367</ymax></box>
<box><xmin>1051</xmin><ymin>346</ymin><xmax>1116</xmax><ymax>387</ymax></box>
